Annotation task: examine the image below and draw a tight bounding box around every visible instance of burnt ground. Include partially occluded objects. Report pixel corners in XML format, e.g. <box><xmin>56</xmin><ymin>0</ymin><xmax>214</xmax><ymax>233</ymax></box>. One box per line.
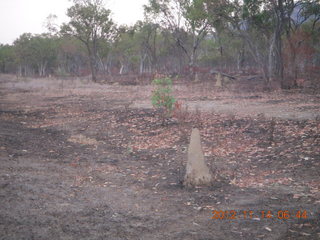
<box><xmin>0</xmin><ymin>75</ymin><xmax>319</xmax><ymax>240</ymax></box>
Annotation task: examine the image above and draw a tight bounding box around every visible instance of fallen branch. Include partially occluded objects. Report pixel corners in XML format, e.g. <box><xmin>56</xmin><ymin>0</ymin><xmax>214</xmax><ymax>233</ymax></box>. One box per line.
<box><xmin>210</xmin><ymin>70</ymin><xmax>237</xmax><ymax>80</ymax></box>
<box><xmin>245</xmin><ymin>75</ymin><xmax>263</xmax><ymax>81</ymax></box>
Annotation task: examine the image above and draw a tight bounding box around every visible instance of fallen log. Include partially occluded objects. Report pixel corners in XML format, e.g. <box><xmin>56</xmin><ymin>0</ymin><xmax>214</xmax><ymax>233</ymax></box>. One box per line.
<box><xmin>245</xmin><ymin>75</ymin><xmax>263</xmax><ymax>81</ymax></box>
<box><xmin>210</xmin><ymin>70</ymin><xmax>237</xmax><ymax>80</ymax></box>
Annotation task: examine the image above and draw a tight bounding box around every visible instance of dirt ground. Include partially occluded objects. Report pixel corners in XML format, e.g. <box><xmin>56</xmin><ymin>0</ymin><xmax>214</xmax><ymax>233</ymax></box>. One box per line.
<box><xmin>0</xmin><ymin>75</ymin><xmax>319</xmax><ymax>240</ymax></box>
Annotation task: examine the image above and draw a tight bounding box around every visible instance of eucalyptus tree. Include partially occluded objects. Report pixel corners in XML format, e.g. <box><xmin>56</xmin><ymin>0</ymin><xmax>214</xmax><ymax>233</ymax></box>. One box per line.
<box><xmin>31</xmin><ymin>34</ymin><xmax>58</xmax><ymax>76</ymax></box>
<box><xmin>205</xmin><ymin>0</ymin><xmax>319</xmax><ymax>87</ymax></box>
<box><xmin>283</xmin><ymin>0</ymin><xmax>320</xmax><ymax>83</ymax></box>
<box><xmin>56</xmin><ymin>36</ymin><xmax>88</xmax><ymax>76</ymax></box>
<box><xmin>111</xmin><ymin>26</ymin><xmax>140</xmax><ymax>75</ymax></box>
<box><xmin>134</xmin><ymin>21</ymin><xmax>159</xmax><ymax>74</ymax></box>
<box><xmin>0</xmin><ymin>44</ymin><xmax>15</xmax><ymax>73</ymax></box>
<box><xmin>14</xmin><ymin>33</ymin><xmax>34</xmax><ymax>76</ymax></box>
<box><xmin>181</xmin><ymin>0</ymin><xmax>211</xmax><ymax>71</ymax></box>
<box><xmin>61</xmin><ymin>0</ymin><xmax>114</xmax><ymax>81</ymax></box>
<box><xmin>144</xmin><ymin>0</ymin><xmax>211</xmax><ymax>77</ymax></box>
<box><xmin>14</xmin><ymin>33</ymin><xmax>58</xmax><ymax>77</ymax></box>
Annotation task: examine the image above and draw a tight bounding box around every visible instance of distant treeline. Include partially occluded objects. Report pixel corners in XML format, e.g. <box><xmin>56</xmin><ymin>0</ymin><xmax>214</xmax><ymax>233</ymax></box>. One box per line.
<box><xmin>0</xmin><ymin>0</ymin><xmax>319</xmax><ymax>88</ymax></box>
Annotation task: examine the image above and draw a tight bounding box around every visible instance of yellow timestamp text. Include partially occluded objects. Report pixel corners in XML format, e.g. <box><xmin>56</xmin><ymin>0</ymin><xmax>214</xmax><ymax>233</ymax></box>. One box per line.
<box><xmin>211</xmin><ymin>210</ymin><xmax>308</xmax><ymax>220</ymax></box>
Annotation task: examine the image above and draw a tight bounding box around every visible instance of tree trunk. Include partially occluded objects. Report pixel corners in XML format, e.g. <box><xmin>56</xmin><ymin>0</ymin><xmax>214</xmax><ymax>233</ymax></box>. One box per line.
<box><xmin>38</xmin><ymin>61</ymin><xmax>47</xmax><ymax>77</ymax></box>
<box><xmin>238</xmin><ymin>30</ymin><xmax>269</xmax><ymax>83</ymax></box>
<box><xmin>86</xmin><ymin>44</ymin><xmax>97</xmax><ymax>82</ymax></box>
<box><xmin>140</xmin><ymin>53</ymin><xmax>147</xmax><ymax>74</ymax></box>
<box><xmin>190</xmin><ymin>32</ymin><xmax>198</xmax><ymax>81</ymax></box>
<box><xmin>107</xmin><ymin>55</ymin><xmax>112</xmax><ymax>75</ymax></box>
<box><xmin>268</xmin><ymin>0</ymin><xmax>284</xmax><ymax>88</ymax></box>
<box><xmin>17</xmin><ymin>65</ymin><xmax>22</xmax><ymax>77</ymax></box>
<box><xmin>268</xmin><ymin>33</ymin><xmax>276</xmax><ymax>84</ymax></box>
<box><xmin>237</xmin><ymin>48</ymin><xmax>245</xmax><ymax>71</ymax></box>
<box><xmin>97</xmin><ymin>53</ymin><xmax>106</xmax><ymax>74</ymax></box>
<box><xmin>89</xmin><ymin>56</ymin><xmax>97</xmax><ymax>81</ymax></box>
<box><xmin>275</xmin><ymin>29</ymin><xmax>284</xmax><ymax>87</ymax></box>
<box><xmin>119</xmin><ymin>60</ymin><xmax>128</xmax><ymax>75</ymax></box>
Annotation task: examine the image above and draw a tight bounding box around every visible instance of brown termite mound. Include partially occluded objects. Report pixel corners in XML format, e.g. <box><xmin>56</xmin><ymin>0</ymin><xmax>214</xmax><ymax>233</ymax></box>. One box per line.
<box><xmin>184</xmin><ymin>128</ymin><xmax>213</xmax><ymax>188</ymax></box>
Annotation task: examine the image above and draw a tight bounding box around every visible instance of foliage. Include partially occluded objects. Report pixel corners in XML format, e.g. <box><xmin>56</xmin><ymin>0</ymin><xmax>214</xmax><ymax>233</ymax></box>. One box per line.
<box><xmin>13</xmin><ymin>33</ymin><xmax>58</xmax><ymax>77</ymax></box>
<box><xmin>0</xmin><ymin>0</ymin><xmax>319</xmax><ymax>87</ymax></box>
<box><xmin>60</xmin><ymin>0</ymin><xmax>114</xmax><ymax>81</ymax></box>
<box><xmin>0</xmin><ymin>44</ymin><xmax>15</xmax><ymax>73</ymax></box>
<box><xmin>56</xmin><ymin>36</ymin><xmax>88</xmax><ymax>76</ymax></box>
<box><xmin>144</xmin><ymin>0</ymin><xmax>211</xmax><ymax>74</ymax></box>
<box><xmin>112</xmin><ymin>26</ymin><xmax>140</xmax><ymax>74</ymax></box>
<box><xmin>151</xmin><ymin>77</ymin><xmax>176</xmax><ymax>118</ymax></box>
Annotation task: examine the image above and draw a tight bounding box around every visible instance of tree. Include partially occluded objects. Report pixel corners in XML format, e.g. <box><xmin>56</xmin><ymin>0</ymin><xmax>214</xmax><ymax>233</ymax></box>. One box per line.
<box><xmin>181</xmin><ymin>0</ymin><xmax>211</xmax><ymax>73</ymax></box>
<box><xmin>204</xmin><ymin>0</ymin><xmax>320</xmax><ymax>88</ymax></box>
<box><xmin>14</xmin><ymin>33</ymin><xmax>58</xmax><ymax>77</ymax></box>
<box><xmin>203</xmin><ymin>0</ymin><xmax>279</xmax><ymax>86</ymax></box>
<box><xmin>44</xmin><ymin>14</ymin><xmax>59</xmax><ymax>35</ymax></box>
<box><xmin>55</xmin><ymin>36</ymin><xmax>87</xmax><ymax>76</ymax></box>
<box><xmin>61</xmin><ymin>0</ymin><xmax>114</xmax><ymax>81</ymax></box>
<box><xmin>14</xmin><ymin>33</ymin><xmax>36</xmax><ymax>77</ymax></box>
<box><xmin>31</xmin><ymin>34</ymin><xmax>58</xmax><ymax>77</ymax></box>
<box><xmin>144</xmin><ymin>0</ymin><xmax>211</xmax><ymax>79</ymax></box>
<box><xmin>112</xmin><ymin>26</ymin><xmax>140</xmax><ymax>75</ymax></box>
<box><xmin>0</xmin><ymin>44</ymin><xmax>15</xmax><ymax>73</ymax></box>
<box><xmin>134</xmin><ymin>21</ymin><xmax>159</xmax><ymax>74</ymax></box>
<box><xmin>283</xmin><ymin>0</ymin><xmax>320</xmax><ymax>86</ymax></box>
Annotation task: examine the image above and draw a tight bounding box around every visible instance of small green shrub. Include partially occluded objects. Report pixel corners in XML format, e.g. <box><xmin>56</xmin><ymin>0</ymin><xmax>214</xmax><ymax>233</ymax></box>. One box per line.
<box><xmin>151</xmin><ymin>77</ymin><xmax>176</xmax><ymax>119</ymax></box>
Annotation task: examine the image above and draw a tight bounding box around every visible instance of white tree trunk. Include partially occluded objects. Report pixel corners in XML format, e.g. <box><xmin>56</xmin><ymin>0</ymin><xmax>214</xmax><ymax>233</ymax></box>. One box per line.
<box><xmin>268</xmin><ymin>33</ymin><xmax>276</xmax><ymax>83</ymax></box>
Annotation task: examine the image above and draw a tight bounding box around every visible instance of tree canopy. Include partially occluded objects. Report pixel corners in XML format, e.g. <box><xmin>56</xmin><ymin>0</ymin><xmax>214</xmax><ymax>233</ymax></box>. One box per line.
<box><xmin>61</xmin><ymin>0</ymin><xmax>114</xmax><ymax>81</ymax></box>
<box><xmin>0</xmin><ymin>0</ymin><xmax>319</xmax><ymax>88</ymax></box>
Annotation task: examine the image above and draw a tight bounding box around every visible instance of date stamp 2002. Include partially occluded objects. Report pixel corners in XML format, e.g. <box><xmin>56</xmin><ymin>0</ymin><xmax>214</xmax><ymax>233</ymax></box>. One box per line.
<box><xmin>211</xmin><ymin>210</ymin><xmax>308</xmax><ymax>220</ymax></box>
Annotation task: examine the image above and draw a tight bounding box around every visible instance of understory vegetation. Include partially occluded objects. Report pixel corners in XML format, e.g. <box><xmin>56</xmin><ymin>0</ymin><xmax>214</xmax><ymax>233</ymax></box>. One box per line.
<box><xmin>151</xmin><ymin>77</ymin><xmax>176</xmax><ymax>121</ymax></box>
